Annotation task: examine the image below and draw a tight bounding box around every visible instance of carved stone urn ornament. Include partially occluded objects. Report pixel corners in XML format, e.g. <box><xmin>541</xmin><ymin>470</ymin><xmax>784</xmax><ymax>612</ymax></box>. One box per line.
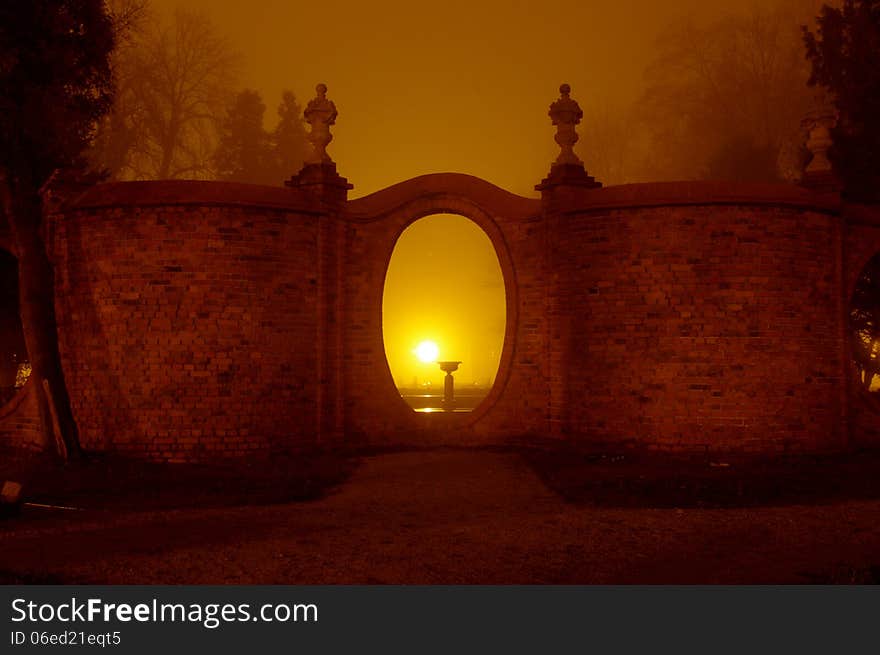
<box><xmin>549</xmin><ymin>83</ymin><xmax>584</xmax><ymax>167</ymax></box>
<box><xmin>803</xmin><ymin>112</ymin><xmax>836</xmax><ymax>175</ymax></box>
<box><xmin>304</xmin><ymin>83</ymin><xmax>338</xmax><ymax>164</ymax></box>
<box><xmin>535</xmin><ymin>83</ymin><xmax>601</xmax><ymax>191</ymax></box>
<box><xmin>801</xmin><ymin>89</ymin><xmax>840</xmax><ymax>190</ymax></box>
<box><xmin>285</xmin><ymin>82</ymin><xmax>353</xmax><ymax>202</ymax></box>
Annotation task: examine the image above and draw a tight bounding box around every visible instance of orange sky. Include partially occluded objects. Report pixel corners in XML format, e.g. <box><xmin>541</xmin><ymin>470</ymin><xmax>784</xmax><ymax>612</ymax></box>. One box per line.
<box><xmin>149</xmin><ymin>0</ymin><xmax>824</xmax><ymax>396</ymax></box>
<box><xmin>149</xmin><ymin>0</ymin><xmax>818</xmax><ymax>198</ymax></box>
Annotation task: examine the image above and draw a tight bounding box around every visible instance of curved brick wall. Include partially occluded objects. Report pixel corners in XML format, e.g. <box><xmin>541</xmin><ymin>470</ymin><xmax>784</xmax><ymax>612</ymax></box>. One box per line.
<box><xmin>0</xmin><ymin>380</ymin><xmax>44</xmax><ymax>452</ymax></box>
<box><xmin>51</xmin><ymin>181</ymin><xmax>325</xmax><ymax>461</ymax></box>
<box><xmin>546</xmin><ymin>185</ymin><xmax>845</xmax><ymax>453</ymax></box>
<box><xmin>45</xmin><ymin>175</ymin><xmax>873</xmax><ymax>459</ymax></box>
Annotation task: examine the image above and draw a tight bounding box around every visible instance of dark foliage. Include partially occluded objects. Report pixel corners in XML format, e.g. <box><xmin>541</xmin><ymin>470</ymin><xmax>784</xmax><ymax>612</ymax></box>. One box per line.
<box><xmin>213</xmin><ymin>88</ymin><xmax>310</xmax><ymax>185</ymax></box>
<box><xmin>804</xmin><ymin>0</ymin><xmax>880</xmax><ymax>202</ymax></box>
<box><xmin>0</xmin><ymin>0</ymin><xmax>114</xmax><ymax>188</ymax></box>
<box><xmin>0</xmin><ymin>0</ymin><xmax>115</xmax><ymax>457</ymax></box>
<box><xmin>273</xmin><ymin>91</ymin><xmax>310</xmax><ymax>180</ymax></box>
<box><xmin>213</xmin><ymin>89</ymin><xmax>277</xmax><ymax>185</ymax></box>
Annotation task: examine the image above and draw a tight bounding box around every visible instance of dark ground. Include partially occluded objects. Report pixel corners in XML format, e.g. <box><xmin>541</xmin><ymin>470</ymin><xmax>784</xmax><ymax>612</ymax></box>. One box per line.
<box><xmin>1</xmin><ymin>444</ymin><xmax>879</xmax><ymax>584</ymax></box>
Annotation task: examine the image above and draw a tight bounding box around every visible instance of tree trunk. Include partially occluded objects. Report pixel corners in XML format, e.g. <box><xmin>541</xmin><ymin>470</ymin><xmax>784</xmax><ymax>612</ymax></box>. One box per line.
<box><xmin>0</xmin><ymin>176</ymin><xmax>81</xmax><ymax>459</ymax></box>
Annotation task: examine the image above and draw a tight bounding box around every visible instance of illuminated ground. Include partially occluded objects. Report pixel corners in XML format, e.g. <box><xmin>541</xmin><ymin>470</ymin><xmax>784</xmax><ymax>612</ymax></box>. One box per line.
<box><xmin>1</xmin><ymin>449</ymin><xmax>879</xmax><ymax>584</ymax></box>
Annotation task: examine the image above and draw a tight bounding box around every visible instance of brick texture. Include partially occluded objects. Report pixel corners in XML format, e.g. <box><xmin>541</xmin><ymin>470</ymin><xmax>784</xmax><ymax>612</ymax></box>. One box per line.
<box><xmin>6</xmin><ymin>175</ymin><xmax>868</xmax><ymax>460</ymax></box>
<box><xmin>49</xmin><ymin>182</ymin><xmax>325</xmax><ymax>461</ymax></box>
<box><xmin>0</xmin><ymin>380</ymin><xmax>45</xmax><ymax>451</ymax></box>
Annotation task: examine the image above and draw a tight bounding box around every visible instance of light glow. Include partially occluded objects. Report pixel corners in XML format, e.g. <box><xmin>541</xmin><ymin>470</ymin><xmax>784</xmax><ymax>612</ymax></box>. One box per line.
<box><xmin>414</xmin><ymin>340</ymin><xmax>440</xmax><ymax>363</ymax></box>
<box><xmin>382</xmin><ymin>214</ymin><xmax>506</xmax><ymax>389</ymax></box>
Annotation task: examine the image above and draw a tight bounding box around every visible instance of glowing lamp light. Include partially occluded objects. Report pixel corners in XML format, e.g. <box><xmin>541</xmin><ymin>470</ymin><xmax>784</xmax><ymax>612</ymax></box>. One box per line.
<box><xmin>414</xmin><ymin>340</ymin><xmax>439</xmax><ymax>363</ymax></box>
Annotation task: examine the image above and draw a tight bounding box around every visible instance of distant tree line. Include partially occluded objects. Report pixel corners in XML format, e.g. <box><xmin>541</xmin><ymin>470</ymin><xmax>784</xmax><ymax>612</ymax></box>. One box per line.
<box><xmin>581</xmin><ymin>2</ymin><xmax>816</xmax><ymax>185</ymax></box>
<box><xmin>0</xmin><ymin>0</ymin><xmax>312</xmax><ymax>457</ymax></box>
<box><xmin>89</xmin><ymin>1</ymin><xmax>309</xmax><ymax>185</ymax></box>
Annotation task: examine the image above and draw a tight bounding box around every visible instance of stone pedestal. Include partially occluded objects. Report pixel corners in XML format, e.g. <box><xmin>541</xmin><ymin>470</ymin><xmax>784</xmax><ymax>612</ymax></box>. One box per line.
<box><xmin>438</xmin><ymin>361</ymin><xmax>461</xmax><ymax>412</ymax></box>
<box><xmin>536</xmin><ymin>163</ymin><xmax>601</xmax><ymax>192</ymax></box>
<box><xmin>285</xmin><ymin>84</ymin><xmax>353</xmax><ymax>204</ymax></box>
<box><xmin>285</xmin><ymin>162</ymin><xmax>353</xmax><ymax>204</ymax></box>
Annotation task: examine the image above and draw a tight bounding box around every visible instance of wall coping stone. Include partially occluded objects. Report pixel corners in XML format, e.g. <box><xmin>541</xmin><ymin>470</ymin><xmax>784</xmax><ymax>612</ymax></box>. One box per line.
<box><xmin>68</xmin><ymin>180</ymin><xmax>324</xmax><ymax>214</ymax></box>
<box><xmin>557</xmin><ymin>181</ymin><xmax>842</xmax><ymax>215</ymax></box>
<box><xmin>346</xmin><ymin>173</ymin><xmax>542</xmax><ymax>222</ymax></box>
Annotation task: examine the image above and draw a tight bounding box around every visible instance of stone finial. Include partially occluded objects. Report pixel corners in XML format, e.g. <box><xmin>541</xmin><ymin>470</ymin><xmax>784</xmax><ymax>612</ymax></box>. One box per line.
<box><xmin>304</xmin><ymin>83</ymin><xmax>338</xmax><ymax>164</ymax></box>
<box><xmin>535</xmin><ymin>83</ymin><xmax>601</xmax><ymax>192</ymax></box>
<box><xmin>549</xmin><ymin>83</ymin><xmax>584</xmax><ymax>167</ymax></box>
<box><xmin>801</xmin><ymin>89</ymin><xmax>839</xmax><ymax>190</ymax></box>
<box><xmin>286</xmin><ymin>83</ymin><xmax>352</xmax><ymax>202</ymax></box>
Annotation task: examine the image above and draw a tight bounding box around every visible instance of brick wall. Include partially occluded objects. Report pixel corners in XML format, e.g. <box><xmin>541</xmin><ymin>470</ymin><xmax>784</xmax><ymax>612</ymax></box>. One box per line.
<box><xmin>545</xmin><ymin>185</ymin><xmax>844</xmax><ymax>453</ymax></box>
<box><xmin>42</xmin><ymin>176</ymin><xmax>873</xmax><ymax>460</ymax></box>
<box><xmin>51</xmin><ymin>181</ymin><xmax>325</xmax><ymax>461</ymax></box>
<box><xmin>0</xmin><ymin>380</ymin><xmax>45</xmax><ymax>452</ymax></box>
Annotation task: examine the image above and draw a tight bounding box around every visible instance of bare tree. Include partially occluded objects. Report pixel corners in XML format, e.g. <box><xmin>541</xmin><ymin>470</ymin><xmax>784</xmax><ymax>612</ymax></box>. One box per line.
<box><xmin>578</xmin><ymin>100</ymin><xmax>644</xmax><ymax>186</ymax></box>
<box><xmin>637</xmin><ymin>3</ymin><xmax>814</xmax><ymax>182</ymax></box>
<box><xmin>93</xmin><ymin>7</ymin><xmax>242</xmax><ymax>180</ymax></box>
<box><xmin>88</xmin><ymin>0</ymin><xmax>151</xmax><ymax>179</ymax></box>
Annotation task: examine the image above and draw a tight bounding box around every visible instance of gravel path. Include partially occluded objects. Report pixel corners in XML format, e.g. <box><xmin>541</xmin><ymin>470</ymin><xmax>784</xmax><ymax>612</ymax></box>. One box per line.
<box><xmin>2</xmin><ymin>449</ymin><xmax>879</xmax><ymax>583</ymax></box>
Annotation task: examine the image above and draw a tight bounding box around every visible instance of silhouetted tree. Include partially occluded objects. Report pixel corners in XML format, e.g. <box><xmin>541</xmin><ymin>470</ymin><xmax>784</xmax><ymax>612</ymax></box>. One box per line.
<box><xmin>0</xmin><ymin>0</ymin><xmax>115</xmax><ymax>456</ymax></box>
<box><xmin>804</xmin><ymin>0</ymin><xmax>880</xmax><ymax>202</ymax></box>
<box><xmin>638</xmin><ymin>3</ymin><xmax>814</xmax><ymax>182</ymax></box>
<box><xmin>213</xmin><ymin>90</ymin><xmax>277</xmax><ymax>185</ymax></box>
<box><xmin>272</xmin><ymin>91</ymin><xmax>310</xmax><ymax>181</ymax></box>
<box><xmin>213</xmin><ymin>89</ymin><xmax>310</xmax><ymax>186</ymax></box>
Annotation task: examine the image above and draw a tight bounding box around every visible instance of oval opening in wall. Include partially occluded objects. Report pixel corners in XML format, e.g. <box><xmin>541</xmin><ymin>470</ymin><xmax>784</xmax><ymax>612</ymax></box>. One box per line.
<box><xmin>382</xmin><ymin>214</ymin><xmax>506</xmax><ymax>413</ymax></box>
<box><xmin>0</xmin><ymin>248</ymin><xmax>30</xmax><ymax>408</ymax></box>
<box><xmin>851</xmin><ymin>252</ymin><xmax>880</xmax><ymax>397</ymax></box>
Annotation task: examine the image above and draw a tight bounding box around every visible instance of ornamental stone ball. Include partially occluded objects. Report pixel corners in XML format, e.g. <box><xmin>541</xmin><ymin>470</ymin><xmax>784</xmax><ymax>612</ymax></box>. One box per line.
<box><xmin>304</xmin><ymin>83</ymin><xmax>338</xmax><ymax>164</ymax></box>
<box><xmin>549</xmin><ymin>83</ymin><xmax>584</xmax><ymax>167</ymax></box>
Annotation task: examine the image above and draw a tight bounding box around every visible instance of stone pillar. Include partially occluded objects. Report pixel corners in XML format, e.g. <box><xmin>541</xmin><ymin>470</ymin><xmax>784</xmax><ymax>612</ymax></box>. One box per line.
<box><xmin>285</xmin><ymin>84</ymin><xmax>351</xmax><ymax>444</ymax></box>
<box><xmin>438</xmin><ymin>361</ymin><xmax>461</xmax><ymax>411</ymax></box>
<box><xmin>536</xmin><ymin>84</ymin><xmax>600</xmax><ymax>438</ymax></box>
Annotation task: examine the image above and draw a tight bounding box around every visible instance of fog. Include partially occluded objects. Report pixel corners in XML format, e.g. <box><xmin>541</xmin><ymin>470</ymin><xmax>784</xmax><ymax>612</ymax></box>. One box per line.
<box><xmin>117</xmin><ymin>0</ymin><xmax>829</xmax><ymax>398</ymax></box>
<box><xmin>150</xmin><ymin>0</ymin><xmax>826</xmax><ymax>197</ymax></box>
